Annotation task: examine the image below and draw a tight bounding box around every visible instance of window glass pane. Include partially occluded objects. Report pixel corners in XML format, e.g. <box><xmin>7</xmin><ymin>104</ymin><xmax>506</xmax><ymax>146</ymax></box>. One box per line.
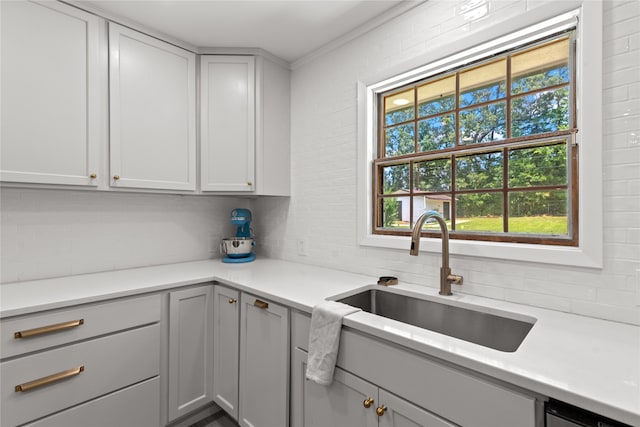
<box><xmin>418</xmin><ymin>114</ymin><xmax>456</xmax><ymax>151</ymax></box>
<box><xmin>511</xmin><ymin>37</ymin><xmax>569</xmax><ymax>95</ymax></box>
<box><xmin>511</xmin><ymin>87</ymin><xmax>569</xmax><ymax>137</ymax></box>
<box><xmin>385</xmin><ymin>89</ymin><xmax>415</xmax><ymax>125</ymax></box>
<box><xmin>455</xmin><ymin>193</ymin><xmax>503</xmax><ymax>232</ymax></box>
<box><xmin>459</xmin><ymin>102</ymin><xmax>506</xmax><ymax>144</ymax></box>
<box><xmin>415</xmin><ymin>158</ymin><xmax>451</xmax><ymax>192</ymax></box>
<box><xmin>382</xmin><ymin>164</ymin><xmax>410</xmax><ymax>194</ymax></box>
<box><xmin>509</xmin><ymin>190</ymin><xmax>568</xmax><ymax>235</ymax></box>
<box><xmin>418</xmin><ymin>76</ymin><xmax>455</xmax><ymax>116</ymax></box>
<box><xmin>459</xmin><ymin>59</ymin><xmax>506</xmax><ymax>108</ymax></box>
<box><xmin>380</xmin><ymin>197</ymin><xmax>410</xmax><ymax>229</ymax></box>
<box><xmin>413</xmin><ymin>196</ymin><xmax>453</xmax><ymax>230</ymax></box>
<box><xmin>385</xmin><ymin>124</ymin><xmax>415</xmax><ymax>157</ymax></box>
<box><xmin>509</xmin><ymin>143</ymin><xmax>567</xmax><ymax>187</ymax></box>
<box><xmin>456</xmin><ymin>151</ymin><xmax>503</xmax><ymax>190</ymax></box>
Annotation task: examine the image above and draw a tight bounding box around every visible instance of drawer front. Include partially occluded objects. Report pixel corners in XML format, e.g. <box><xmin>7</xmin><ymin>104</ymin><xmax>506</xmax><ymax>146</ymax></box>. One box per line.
<box><xmin>1</xmin><ymin>324</ymin><xmax>160</xmax><ymax>427</ymax></box>
<box><xmin>24</xmin><ymin>377</ymin><xmax>160</xmax><ymax>427</ymax></box>
<box><xmin>1</xmin><ymin>294</ymin><xmax>161</xmax><ymax>359</ymax></box>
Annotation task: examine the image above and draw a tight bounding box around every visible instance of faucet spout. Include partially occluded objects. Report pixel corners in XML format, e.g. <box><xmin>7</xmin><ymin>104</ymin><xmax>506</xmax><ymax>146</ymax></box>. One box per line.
<box><xmin>410</xmin><ymin>213</ymin><xmax>463</xmax><ymax>296</ymax></box>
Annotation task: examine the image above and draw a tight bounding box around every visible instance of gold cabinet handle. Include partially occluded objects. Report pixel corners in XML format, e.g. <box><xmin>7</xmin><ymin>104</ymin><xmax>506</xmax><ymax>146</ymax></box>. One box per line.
<box><xmin>363</xmin><ymin>397</ymin><xmax>374</xmax><ymax>408</ymax></box>
<box><xmin>89</xmin><ymin>173</ymin><xmax>97</xmax><ymax>179</ymax></box>
<box><xmin>247</xmin><ymin>181</ymin><xmax>253</xmax><ymax>186</ymax></box>
<box><xmin>15</xmin><ymin>365</ymin><xmax>85</xmax><ymax>392</ymax></box>
<box><xmin>113</xmin><ymin>175</ymin><xmax>120</xmax><ymax>180</ymax></box>
<box><xmin>229</xmin><ymin>298</ymin><xmax>237</xmax><ymax>304</ymax></box>
<box><xmin>376</xmin><ymin>405</ymin><xmax>386</xmax><ymax>417</ymax></box>
<box><xmin>254</xmin><ymin>299</ymin><xmax>269</xmax><ymax>309</ymax></box>
<box><xmin>14</xmin><ymin>319</ymin><xmax>84</xmax><ymax>339</ymax></box>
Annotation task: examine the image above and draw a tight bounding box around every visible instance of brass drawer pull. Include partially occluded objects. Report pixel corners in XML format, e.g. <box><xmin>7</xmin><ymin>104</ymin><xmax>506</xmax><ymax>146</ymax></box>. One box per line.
<box><xmin>363</xmin><ymin>397</ymin><xmax>374</xmax><ymax>408</ymax></box>
<box><xmin>254</xmin><ymin>300</ymin><xmax>269</xmax><ymax>309</ymax></box>
<box><xmin>229</xmin><ymin>298</ymin><xmax>237</xmax><ymax>304</ymax></box>
<box><xmin>376</xmin><ymin>405</ymin><xmax>386</xmax><ymax>416</ymax></box>
<box><xmin>15</xmin><ymin>365</ymin><xmax>85</xmax><ymax>392</ymax></box>
<box><xmin>14</xmin><ymin>319</ymin><xmax>84</xmax><ymax>339</ymax></box>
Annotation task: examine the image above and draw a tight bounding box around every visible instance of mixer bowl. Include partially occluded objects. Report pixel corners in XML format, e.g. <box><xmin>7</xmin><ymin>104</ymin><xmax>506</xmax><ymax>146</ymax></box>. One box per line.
<box><xmin>221</xmin><ymin>237</ymin><xmax>255</xmax><ymax>258</ymax></box>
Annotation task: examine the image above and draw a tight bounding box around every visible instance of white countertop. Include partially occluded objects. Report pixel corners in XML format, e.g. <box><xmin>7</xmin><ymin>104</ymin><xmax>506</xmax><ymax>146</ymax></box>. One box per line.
<box><xmin>1</xmin><ymin>259</ymin><xmax>638</xmax><ymax>425</ymax></box>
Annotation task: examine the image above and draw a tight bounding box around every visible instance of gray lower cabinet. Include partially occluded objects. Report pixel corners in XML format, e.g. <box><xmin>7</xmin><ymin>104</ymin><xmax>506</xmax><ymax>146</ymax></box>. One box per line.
<box><xmin>213</xmin><ymin>285</ymin><xmax>241</xmax><ymax>419</ymax></box>
<box><xmin>238</xmin><ymin>292</ymin><xmax>289</xmax><ymax>427</ymax></box>
<box><xmin>212</xmin><ymin>286</ymin><xmax>290</xmax><ymax>427</ymax></box>
<box><xmin>168</xmin><ymin>285</ymin><xmax>214</xmax><ymax>422</ymax></box>
<box><xmin>292</xmin><ymin>348</ymin><xmax>377</xmax><ymax>427</ymax></box>
<box><xmin>292</xmin><ymin>348</ymin><xmax>456</xmax><ymax>427</ymax></box>
<box><xmin>291</xmin><ymin>311</ymin><xmax>542</xmax><ymax>427</ymax></box>
<box><xmin>0</xmin><ymin>295</ymin><xmax>161</xmax><ymax>427</ymax></box>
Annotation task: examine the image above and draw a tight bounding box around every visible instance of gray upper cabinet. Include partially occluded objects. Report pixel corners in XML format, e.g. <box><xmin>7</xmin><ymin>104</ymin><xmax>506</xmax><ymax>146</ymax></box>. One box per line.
<box><xmin>0</xmin><ymin>0</ymin><xmax>101</xmax><ymax>187</ymax></box>
<box><xmin>200</xmin><ymin>55</ymin><xmax>291</xmax><ymax>195</ymax></box>
<box><xmin>200</xmin><ymin>56</ymin><xmax>256</xmax><ymax>192</ymax></box>
<box><xmin>109</xmin><ymin>23</ymin><xmax>197</xmax><ymax>191</ymax></box>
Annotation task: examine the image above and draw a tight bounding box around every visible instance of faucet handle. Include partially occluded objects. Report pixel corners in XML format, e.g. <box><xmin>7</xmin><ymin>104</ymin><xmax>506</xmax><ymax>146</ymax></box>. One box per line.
<box><xmin>447</xmin><ymin>274</ymin><xmax>463</xmax><ymax>285</ymax></box>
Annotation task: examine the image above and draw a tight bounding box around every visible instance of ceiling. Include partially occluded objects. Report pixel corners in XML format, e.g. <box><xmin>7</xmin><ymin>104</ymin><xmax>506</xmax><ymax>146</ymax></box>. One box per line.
<box><xmin>79</xmin><ymin>0</ymin><xmax>414</xmax><ymax>63</ymax></box>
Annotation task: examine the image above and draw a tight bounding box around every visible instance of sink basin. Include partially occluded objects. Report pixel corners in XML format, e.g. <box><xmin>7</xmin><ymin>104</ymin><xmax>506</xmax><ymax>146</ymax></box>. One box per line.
<box><xmin>336</xmin><ymin>288</ymin><xmax>535</xmax><ymax>352</ymax></box>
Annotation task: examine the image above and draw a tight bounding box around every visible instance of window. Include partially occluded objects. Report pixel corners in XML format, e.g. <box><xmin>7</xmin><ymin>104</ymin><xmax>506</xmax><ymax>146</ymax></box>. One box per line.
<box><xmin>374</xmin><ymin>33</ymin><xmax>577</xmax><ymax>246</ymax></box>
<box><xmin>358</xmin><ymin>4</ymin><xmax>602</xmax><ymax>267</ymax></box>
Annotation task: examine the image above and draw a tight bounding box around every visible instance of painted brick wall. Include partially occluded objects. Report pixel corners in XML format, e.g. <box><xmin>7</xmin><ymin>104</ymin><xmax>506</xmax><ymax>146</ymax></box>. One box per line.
<box><xmin>255</xmin><ymin>0</ymin><xmax>640</xmax><ymax>324</ymax></box>
<box><xmin>0</xmin><ymin>188</ymin><xmax>246</xmax><ymax>283</ymax></box>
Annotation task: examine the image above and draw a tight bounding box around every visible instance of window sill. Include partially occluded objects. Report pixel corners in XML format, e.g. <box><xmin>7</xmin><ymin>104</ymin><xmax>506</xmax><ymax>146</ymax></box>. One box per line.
<box><xmin>360</xmin><ymin>233</ymin><xmax>602</xmax><ymax>269</ymax></box>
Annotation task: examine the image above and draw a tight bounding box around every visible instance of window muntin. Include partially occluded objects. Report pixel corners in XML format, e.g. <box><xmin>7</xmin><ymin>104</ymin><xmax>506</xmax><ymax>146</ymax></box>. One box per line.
<box><xmin>374</xmin><ymin>33</ymin><xmax>577</xmax><ymax>245</ymax></box>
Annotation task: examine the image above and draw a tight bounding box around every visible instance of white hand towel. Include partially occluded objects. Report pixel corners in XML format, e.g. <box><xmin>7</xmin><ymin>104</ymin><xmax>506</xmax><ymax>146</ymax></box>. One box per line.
<box><xmin>306</xmin><ymin>301</ymin><xmax>361</xmax><ymax>386</ymax></box>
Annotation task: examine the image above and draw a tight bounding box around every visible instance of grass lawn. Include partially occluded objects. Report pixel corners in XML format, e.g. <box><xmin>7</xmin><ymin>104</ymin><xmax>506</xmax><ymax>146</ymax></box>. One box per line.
<box><xmin>435</xmin><ymin>216</ymin><xmax>567</xmax><ymax>234</ymax></box>
<box><xmin>393</xmin><ymin>215</ymin><xmax>568</xmax><ymax>234</ymax></box>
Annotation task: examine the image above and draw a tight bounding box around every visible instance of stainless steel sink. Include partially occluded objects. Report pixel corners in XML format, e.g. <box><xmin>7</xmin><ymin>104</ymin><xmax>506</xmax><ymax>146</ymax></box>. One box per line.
<box><xmin>336</xmin><ymin>288</ymin><xmax>535</xmax><ymax>352</ymax></box>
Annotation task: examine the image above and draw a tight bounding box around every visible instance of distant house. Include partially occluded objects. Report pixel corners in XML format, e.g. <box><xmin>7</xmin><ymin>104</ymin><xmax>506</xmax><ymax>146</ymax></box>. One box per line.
<box><xmin>391</xmin><ymin>190</ymin><xmax>452</xmax><ymax>222</ymax></box>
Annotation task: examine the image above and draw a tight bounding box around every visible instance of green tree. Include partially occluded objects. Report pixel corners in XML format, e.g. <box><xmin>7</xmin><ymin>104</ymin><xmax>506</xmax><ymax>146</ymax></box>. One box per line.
<box><xmin>382</xmin><ymin>198</ymin><xmax>400</xmax><ymax>227</ymax></box>
<box><xmin>380</xmin><ymin>62</ymin><xmax>571</xmax><ymax>231</ymax></box>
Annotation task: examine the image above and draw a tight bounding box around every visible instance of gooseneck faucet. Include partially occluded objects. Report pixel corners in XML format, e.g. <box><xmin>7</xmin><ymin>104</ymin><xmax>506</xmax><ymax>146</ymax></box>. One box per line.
<box><xmin>410</xmin><ymin>213</ymin><xmax>463</xmax><ymax>296</ymax></box>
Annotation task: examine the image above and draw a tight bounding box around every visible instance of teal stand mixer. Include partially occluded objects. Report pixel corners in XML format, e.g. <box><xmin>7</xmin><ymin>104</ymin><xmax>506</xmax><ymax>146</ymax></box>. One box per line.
<box><xmin>221</xmin><ymin>208</ymin><xmax>256</xmax><ymax>263</ymax></box>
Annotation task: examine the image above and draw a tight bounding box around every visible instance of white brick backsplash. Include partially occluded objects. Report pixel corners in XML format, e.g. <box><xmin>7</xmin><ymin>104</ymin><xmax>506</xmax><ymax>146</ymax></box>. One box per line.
<box><xmin>503</xmin><ymin>288</ymin><xmax>573</xmax><ymax>313</ymax></box>
<box><xmin>570</xmin><ymin>300</ymin><xmax>640</xmax><ymax>324</ymax></box>
<box><xmin>603</xmin><ymin>85</ymin><xmax>628</xmax><ymax>105</ymax></box>
<box><xmin>1</xmin><ymin>188</ymin><xmax>244</xmax><ymax>283</ymax></box>
<box><xmin>255</xmin><ymin>0</ymin><xmax>640</xmax><ymax>325</ymax></box>
<box><xmin>604</xmin><ymin>98</ymin><xmax>640</xmax><ymax>119</ymax></box>
<box><xmin>603</xmin><ymin>0</ymin><xmax>640</xmax><ymax>24</ymax></box>
<box><xmin>603</xmin><ymin>14</ymin><xmax>639</xmax><ymax>41</ymax></box>
<box><xmin>604</xmin><ymin>67</ymin><xmax>640</xmax><ymax>88</ymax></box>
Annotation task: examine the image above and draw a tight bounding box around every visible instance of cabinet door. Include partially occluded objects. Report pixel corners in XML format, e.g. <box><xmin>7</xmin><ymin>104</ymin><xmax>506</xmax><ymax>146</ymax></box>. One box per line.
<box><xmin>291</xmin><ymin>348</ymin><xmax>378</xmax><ymax>427</ymax></box>
<box><xmin>109</xmin><ymin>23</ymin><xmax>196</xmax><ymax>191</ymax></box>
<box><xmin>378</xmin><ymin>389</ymin><xmax>458</xmax><ymax>427</ymax></box>
<box><xmin>0</xmin><ymin>0</ymin><xmax>100</xmax><ymax>186</ymax></box>
<box><xmin>213</xmin><ymin>285</ymin><xmax>240</xmax><ymax>419</ymax></box>
<box><xmin>200</xmin><ymin>55</ymin><xmax>255</xmax><ymax>192</ymax></box>
<box><xmin>239</xmin><ymin>293</ymin><xmax>289</xmax><ymax>427</ymax></box>
<box><xmin>168</xmin><ymin>286</ymin><xmax>214</xmax><ymax>421</ymax></box>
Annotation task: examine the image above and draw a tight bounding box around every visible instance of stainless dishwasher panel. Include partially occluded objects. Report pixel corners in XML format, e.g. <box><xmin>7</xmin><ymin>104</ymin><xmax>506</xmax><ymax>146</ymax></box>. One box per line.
<box><xmin>547</xmin><ymin>412</ymin><xmax>585</xmax><ymax>427</ymax></box>
<box><xmin>545</xmin><ymin>400</ymin><xmax>632</xmax><ymax>427</ymax></box>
